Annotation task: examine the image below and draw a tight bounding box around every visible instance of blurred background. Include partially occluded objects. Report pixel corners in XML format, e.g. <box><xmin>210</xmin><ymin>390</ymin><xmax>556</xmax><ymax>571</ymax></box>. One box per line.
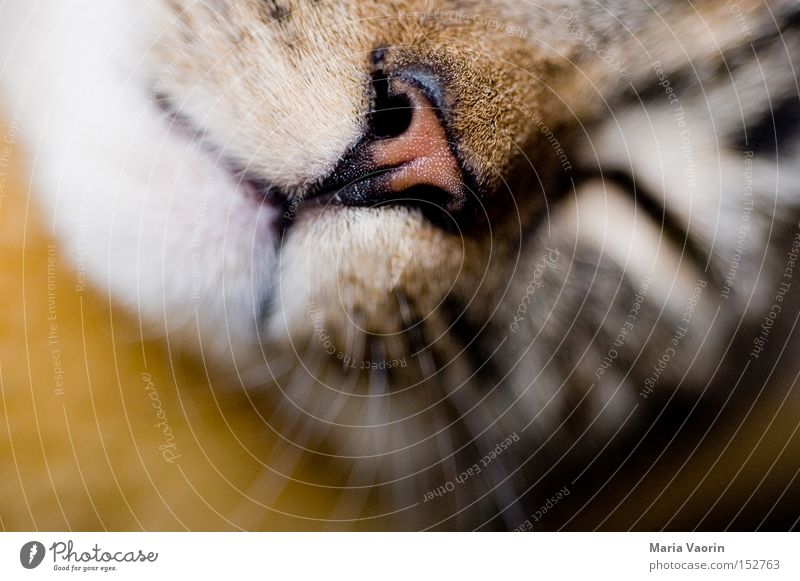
<box><xmin>2</xmin><ymin>108</ymin><xmax>799</xmax><ymax>531</ymax></box>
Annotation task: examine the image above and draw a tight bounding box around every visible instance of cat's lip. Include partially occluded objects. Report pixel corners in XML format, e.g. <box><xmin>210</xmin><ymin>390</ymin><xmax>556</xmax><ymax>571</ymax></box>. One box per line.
<box><xmin>153</xmin><ymin>92</ymin><xmax>287</xmax><ymax>216</ymax></box>
<box><xmin>299</xmin><ymin>165</ymin><xmax>399</xmax><ymax>207</ymax></box>
<box><xmin>151</xmin><ymin>93</ymin><xmax>361</xmax><ymax>234</ymax></box>
<box><xmin>151</xmin><ymin>92</ymin><xmax>465</xmax><ymax>229</ymax></box>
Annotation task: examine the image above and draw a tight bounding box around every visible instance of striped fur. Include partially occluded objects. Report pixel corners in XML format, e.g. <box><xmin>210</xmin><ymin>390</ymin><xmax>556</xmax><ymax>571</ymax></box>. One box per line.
<box><xmin>1</xmin><ymin>0</ymin><xmax>799</xmax><ymax>530</ymax></box>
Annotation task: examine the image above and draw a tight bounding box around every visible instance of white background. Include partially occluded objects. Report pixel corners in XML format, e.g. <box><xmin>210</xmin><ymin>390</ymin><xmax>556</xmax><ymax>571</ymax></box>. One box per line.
<box><xmin>1</xmin><ymin>533</ymin><xmax>797</xmax><ymax>580</ymax></box>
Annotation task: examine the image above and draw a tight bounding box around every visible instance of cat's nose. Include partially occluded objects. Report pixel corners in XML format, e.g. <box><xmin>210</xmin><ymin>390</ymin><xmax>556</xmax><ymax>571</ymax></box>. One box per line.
<box><xmin>308</xmin><ymin>72</ymin><xmax>466</xmax><ymax>216</ymax></box>
<box><xmin>369</xmin><ymin>75</ymin><xmax>465</xmax><ymax>204</ymax></box>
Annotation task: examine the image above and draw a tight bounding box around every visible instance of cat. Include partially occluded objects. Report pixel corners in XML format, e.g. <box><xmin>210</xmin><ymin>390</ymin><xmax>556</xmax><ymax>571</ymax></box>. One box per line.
<box><xmin>1</xmin><ymin>0</ymin><xmax>799</xmax><ymax>530</ymax></box>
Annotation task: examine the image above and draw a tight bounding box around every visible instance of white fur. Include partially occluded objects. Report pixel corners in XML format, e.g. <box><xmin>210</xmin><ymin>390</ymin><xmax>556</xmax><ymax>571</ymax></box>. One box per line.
<box><xmin>0</xmin><ymin>1</ymin><xmax>289</xmax><ymax>362</ymax></box>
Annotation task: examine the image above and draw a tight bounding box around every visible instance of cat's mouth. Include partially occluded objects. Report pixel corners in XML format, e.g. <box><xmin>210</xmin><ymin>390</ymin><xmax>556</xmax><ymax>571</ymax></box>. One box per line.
<box><xmin>152</xmin><ymin>93</ymin><xmax>394</xmax><ymax>235</ymax></box>
<box><xmin>153</xmin><ymin>67</ymin><xmax>478</xmax><ymax>235</ymax></box>
<box><xmin>152</xmin><ymin>92</ymin><xmax>291</xmax><ymax>224</ymax></box>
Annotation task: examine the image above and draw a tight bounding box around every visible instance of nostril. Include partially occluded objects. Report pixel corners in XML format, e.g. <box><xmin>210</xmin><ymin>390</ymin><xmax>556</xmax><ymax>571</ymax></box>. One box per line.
<box><xmin>307</xmin><ymin>60</ymin><xmax>467</xmax><ymax>222</ymax></box>
<box><xmin>370</xmin><ymin>73</ymin><xmax>414</xmax><ymax>139</ymax></box>
<box><xmin>372</xmin><ymin>94</ymin><xmax>413</xmax><ymax>139</ymax></box>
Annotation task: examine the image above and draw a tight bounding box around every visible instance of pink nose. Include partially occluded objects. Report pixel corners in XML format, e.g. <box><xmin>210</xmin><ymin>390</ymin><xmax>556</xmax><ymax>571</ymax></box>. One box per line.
<box><xmin>370</xmin><ymin>79</ymin><xmax>464</xmax><ymax>208</ymax></box>
<box><xmin>308</xmin><ymin>72</ymin><xmax>466</xmax><ymax>217</ymax></box>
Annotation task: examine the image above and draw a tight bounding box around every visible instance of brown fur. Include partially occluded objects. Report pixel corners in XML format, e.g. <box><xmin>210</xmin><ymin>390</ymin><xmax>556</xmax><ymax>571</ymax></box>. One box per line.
<box><xmin>3</xmin><ymin>0</ymin><xmax>800</xmax><ymax>530</ymax></box>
